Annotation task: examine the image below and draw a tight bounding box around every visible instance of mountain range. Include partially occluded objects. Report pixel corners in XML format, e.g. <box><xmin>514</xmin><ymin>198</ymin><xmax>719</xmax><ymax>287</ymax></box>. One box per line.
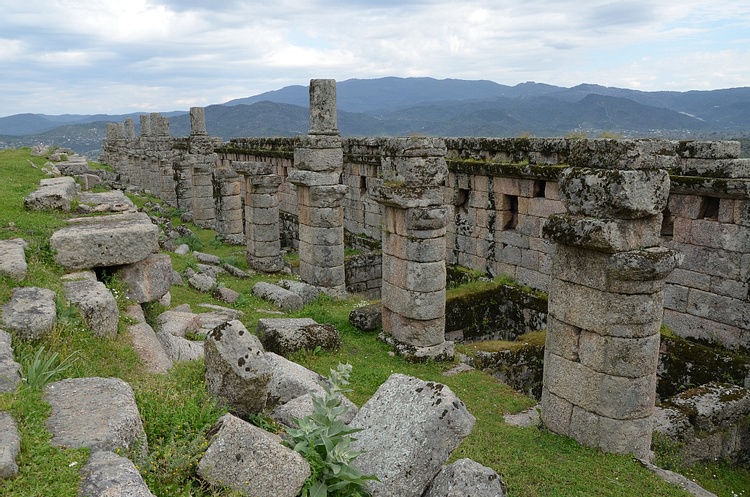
<box><xmin>1</xmin><ymin>77</ymin><xmax>749</xmax><ymax>158</ymax></box>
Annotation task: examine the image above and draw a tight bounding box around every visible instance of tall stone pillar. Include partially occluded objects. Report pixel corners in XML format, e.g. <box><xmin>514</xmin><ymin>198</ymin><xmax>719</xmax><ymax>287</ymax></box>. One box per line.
<box><xmin>372</xmin><ymin>137</ymin><xmax>453</xmax><ymax>361</ymax></box>
<box><xmin>213</xmin><ymin>168</ymin><xmax>244</xmax><ymax>245</ymax></box>
<box><xmin>540</xmin><ymin>158</ymin><xmax>682</xmax><ymax>458</ymax></box>
<box><xmin>236</xmin><ymin>161</ymin><xmax>284</xmax><ymax>272</ymax></box>
<box><xmin>188</xmin><ymin>110</ymin><xmax>220</xmax><ymax>229</ymax></box>
<box><xmin>289</xmin><ymin>79</ymin><xmax>347</xmax><ymax>295</ymax></box>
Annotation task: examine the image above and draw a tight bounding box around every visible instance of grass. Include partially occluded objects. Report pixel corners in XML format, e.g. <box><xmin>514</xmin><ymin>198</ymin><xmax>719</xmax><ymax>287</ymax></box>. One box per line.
<box><xmin>1</xmin><ymin>147</ymin><xmax>749</xmax><ymax>497</ymax></box>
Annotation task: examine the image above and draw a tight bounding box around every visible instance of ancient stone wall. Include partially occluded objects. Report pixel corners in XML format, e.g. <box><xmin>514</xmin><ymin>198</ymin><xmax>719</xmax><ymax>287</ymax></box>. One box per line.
<box><xmin>103</xmin><ymin>124</ymin><xmax>749</xmax><ymax>351</ymax></box>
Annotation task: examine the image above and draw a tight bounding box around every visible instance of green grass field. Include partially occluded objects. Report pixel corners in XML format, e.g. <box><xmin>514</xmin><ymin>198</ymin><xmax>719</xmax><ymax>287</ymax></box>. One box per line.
<box><xmin>1</xmin><ymin>147</ymin><xmax>748</xmax><ymax>497</ymax></box>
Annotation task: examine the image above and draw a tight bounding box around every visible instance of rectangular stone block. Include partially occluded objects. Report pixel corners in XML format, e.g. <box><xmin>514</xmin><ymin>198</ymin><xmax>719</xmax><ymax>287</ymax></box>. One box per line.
<box><xmin>540</xmin><ymin>387</ymin><xmax>573</xmax><ymax>436</ymax></box>
<box><xmin>294</xmin><ymin>145</ymin><xmax>343</xmax><ymax>173</ymax></box>
<box><xmin>543</xmin><ymin>214</ymin><xmax>662</xmax><ymax>253</ymax></box>
<box><xmin>383</xmin><ymin>257</ymin><xmax>445</xmax><ymax>293</ymax></box>
<box><xmin>578</xmin><ymin>330</ymin><xmax>660</xmax><ymax>378</ymax></box>
<box><xmin>663</xmin><ymin>284</ymin><xmax>689</xmax><ymax>312</ymax></box>
<box><xmin>304</xmin><ymin>244</ymin><xmax>345</xmax><ymax>268</ymax></box>
<box><xmin>548</xmin><ymin>279</ymin><xmax>663</xmax><ymax>338</ymax></box>
<box><xmin>676</xmin><ymin>140</ymin><xmax>741</xmax><ymax>160</ymax></box>
<box><xmin>544</xmin><ymin>317</ymin><xmax>581</xmax><ymax>362</ymax></box>
<box><xmin>218</xmin><ymin>196</ymin><xmax>242</xmax><ymax>211</ymax></box>
<box><xmin>671</xmin><ymin>242</ymin><xmax>745</xmax><ymax>280</ymax></box>
<box><xmin>663</xmin><ymin>309</ymin><xmax>749</xmax><ymax>350</ymax></box>
<box><xmin>381</xmin><ymin>279</ymin><xmax>445</xmax><ymax>321</ymax></box>
<box><xmin>381</xmin><ymin>306</ymin><xmax>445</xmax><ymax>347</ymax></box>
<box><xmin>668</xmin><ymin>194</ymin><xmax>703</xmax><ymax>220</ymax></box>
<box><xmin>687</xmin><ymin>288</ymin><xmax>750</xmax><ymax>329</ymax></box>
<box><xmin>298</xmin><ymin>225</ymin><xmax>344</xmax><ymax>246</ymax></box>
<box><xmin>690</xmin><ymin>219</ymin><xmax>750</xmax><ymax>252</ymax></box>
<box><xmin>246</xmin><ymin>223</ymin><xmax>279</xmax><ymax>243</ymax></box>
<box><xmin>709</xmin><ymin>276</ymin><xmax>748</xmax><ymax>300</ymax></box>
<box><xmin>673</xmin><ymin>158</ymin><xmax>750</xmax><ymax>178</ymax></box>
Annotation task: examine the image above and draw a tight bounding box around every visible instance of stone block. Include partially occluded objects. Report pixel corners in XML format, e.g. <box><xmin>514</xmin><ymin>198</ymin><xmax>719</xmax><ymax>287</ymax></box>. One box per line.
<box><xmin>350</xmin><ymin>374</ymin><xmax>475</xmax><ymax>497</ymax></box>
<box><xmin>423</xmin><ymin>458</ymin><xmax>507</xmax><ymax>497</ymax></box>
<box><xmin>252</xmin><ymin>282</ymin><xmax>304</xmax><ymax>312</ymax></box>
<box><xmin>233</xmin><ymin>160</ymin><xmax>274</xmax><ymax>176</ymax></box>
<box><xmin>265</xmin><ymin>352</ymin><xmax>327</xmax><ymax>406</ymax></box>
<box><xmin>690</xmin><ymin>219</ymin><xmax>750</xmax><ymax>252</ymax></box>
<box><xmin>198</xmin><ymin>414</ymin><xmax>310</xmax><ymax>497</ymax></box>
<box><xmin>205</xmin><ymin>320</ymin><xmax>271</xmax><ymax>417</ymax></box>
<box><xmin>569</xmin><ymin>407</ymin><xmax>652</xmax><ymax>459</ymax></box>
<box><xmin>294</xmin><ymin>140</ymin><xmax>343</xmax><ymax>173</ymax></box>
<box><xmin>578</xmin><ymin>331</ymin><xmax>660</xmax><ymax>378</ymax></box>
<box><xmin>24</xmin><ymin>176</ymin><xmax>77</xmax><ymax>211</ymax></box>
<box><xmin>383</xmin><ymin>257</ymin><xmax>446</xmax><ymax>293</ymax></box>
<box><xmin>349</xmin><ymin>303</ymin><xmax>382</xmax><ymax>331</ymax></box>
<box><xmin>64</xmin><ymin>279</ymin><xmax>119</xmax><ymax>337</ymax></box>
<box><xmin>568</xmin><ymin>139</ymin><xmax>676</xmax><ymax>170</ymax></box>
<box><xmin>45</xmin><ymin>377</ymin><xmax>148</xmax><ymax>460</ymax></box>
<box><xmin>126</xmin><ymin>306</ymin><xmax>173</xmax><ymax>374</ymax></box>
<box><xmin>663</xmin><ymin>284</ymin><xmax>689</xmax><ymax>312</ymax></box>
<box><xmin>0</xmin><ymin>238</ymin><xmax>28</xmax><ymax>281</ymax></box>
<box><xmin>687</xmin><ymin>289</ymin><xmax>750</xmax><ymax>329</ymax></box>
<box><xmin>0</xmin><ymin>412</ymin><xmax>20</xmax><ymax>478</ymax></box>
<box><xmin>276</xmin><ymin>280</ymin><xmax>321</xmax><ymax>305</ymax></box>
<box><xmin>668</xmin><ymin>194</ymin><xmax>703</xmax><ymax>220</ymax></box>
<box><xmin>288</xmin><ymin>169</ymin><xmax>341</xmax><ymax>187</ymax></box>
<box><xmin>51</xmin><ymin>212</ymin><xmax>159</xmax><ymax>270</ymax></box>
<box><xmin>372</xmin><ymin>184</ymin><xmax>445</xmax><ymax>209</ymax></box>
<box><xmin>381</xmin><ymin>306</ymin><xmax>445</xmax><ymax>348</ymax></box>
<box><xmin>406</xmin><ymin>206</ymin><xmax>450</xmax><ymax>231</ymax></box>
<box><xmin>257</xmin><ymin>318</ymin><xmax>340</xmax><ymax>357</ymax></box>
<box><xmin>298</xmin><ymin>225</ymin><xmax>344</xmax><ymax>246</ymax></box>
<box><xmin>544</xmin><ymin>318</ymin><xmax>581</xmax><ymax>362</ymax></box>
<box><xmin>297</xmin><ymin>205</ymin><xmax>342</xmax><ymax>228</ymax></box>
<box><xmin>676</xmin><ymin>140</ymin><xmax>741</xmax><ymax>160</ymax></box>
<box><xmin>79</xmin><ymin>450</ymin><xmax>156</xmax><ymax>497</ymax></box>
<box><xmin>548</xmin><ymin>279</ymin><xmax>664</xmax><ymax>338</ymax></box>
<box><xmin>543</xmin><ymin>214</ymin><xmax>662</xmax><ymax>253</ymax></box>
<box><xmin>2</xmin><ymin>286</ymin><xmax>57</xmax><ymax>341</ymax></box>
<box><xmin>156</xmin><ymin>331</ymin><xmax>204</xmax><ymax>363</ymax></box>
<box><xmin>117</xmin><ymin>253</ymin><xmax>173</xmax><ymax>304</ymax></box>
<box><xmin>540</xmin><ymin>387</ymin><xmax>573</xmax><ymax>435</ymax></box>
<box><xmin>269</xmin><ymin>392</ymin><xmax>358</xmax><ymax>428</ymax></box>
<box><xmin>382</xmin><ymin>280</ymin><xmax>445</xmax><ymax>322</ymax></box>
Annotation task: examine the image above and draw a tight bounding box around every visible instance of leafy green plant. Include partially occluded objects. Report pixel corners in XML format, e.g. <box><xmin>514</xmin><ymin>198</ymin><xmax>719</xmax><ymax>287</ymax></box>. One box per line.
<box><xmin>285</xmin><ymin>363</ymin><xmax>377</xmax><ymax>497</ymax></box>
<box><xmin>21</xmin><ymin>346</ymin><xmax>79</xmax><ymax>390</ymax></box>
<box><xmin>176</xmin><ymin>234</ymin><xmax>203</xmax><ymax>251</ymax></box>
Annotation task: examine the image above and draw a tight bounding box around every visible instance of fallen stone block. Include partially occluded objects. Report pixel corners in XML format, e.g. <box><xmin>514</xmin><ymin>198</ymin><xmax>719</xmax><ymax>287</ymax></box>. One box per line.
<box><xmin>277</xmin><ymin>279</ymin><xmax>321</xmax><ymax>305</ymax></box>
<box><xmin>45</xmin><ymin>377</ymin><xmax>148</xmax><ymax>460</ymax></box>
<box><xmin>50</xmin><ymin>212</ymin><xmax>159</xmax><ymax>270</ymax></box>
<box><xmin>196</xmin><ymin>304</ymin><xmax>244</xmax><ymax>334</ymax></box>
<box><xmin>350</xmin><ymin>374</ymin><xmax>476</xmax><ymax>497</ymax></box>
<box><xmin>252</xmin><ymin>282</ymin><xmax>303</xmax><ymax>312</ymax></box>
<box><xmin>174</xmin><ymin>244</ymin><xmax>190</xmax><ymax>255</ymax></box>
<box><xmin>266</xmin><ymin>352</ymin><xmax>327</xmax><ymax>407</ymax></box>
<box><xmin>0</xmin><ymin>238</ymin><xmax>28</xmax><ymax>281</ymax></box>
<box><xmin>0</xmin><ymin>412</ymin><xmax>20</xmax><ymax>479</ymax></box>
<box><xmin>24</xmin><ymin>176</ymin><xmax>77</xmax><ymax>211</ymax></box>
<box><xmin>117</xmin><ymin>254</ymin><xmax>173</xmax><ymax>304</ymax></box>
<box><xmin>194</xmin><ymin>251</ymin><xmax>221</xmax><ymax>265</ymax></box>
<box><xmin>125</xmin><ymin>305</ymin><xmax>172</xmax><ymax>374</ymax></box>
<box><xmin>79</xmin><ymin>450</ymin><xmax>156</xmax><ymax>497</ymax></box>
<box><xmin>188</xmin><ymin>272</ymin><xmax>216</xmax><ymax>293</ymax></box>
<box><xmin>213</xmin><ymin>286</ymin><xmax>240</xmax><ymax>304</ymax></box>
<box><xmin>222</xmin><ymin>263</ymin><xmax>252</xmax><ymax>278</ymax></box>
<box><xmin>155</xmin><ymin>309</ymin><xmax>201</xmax><ymax>337</ymax></box>
<box><xmin>270</xmin><ymin>392</ymin><xmax>358</xmax><ymax>428</ymax></box>
<box><xmin>258</xmin><ymin>317</ymin><xmax>340</xmax><ymax>357</ymax></box>
<box><xmin>197</xmin><ymin>263</ymin><xmax>225</xmax><ymax>279</ymax></box>
<box><xmin>423</xmin><ymin>458</ymin><xmax>507</xmax><ymax>497</ymax></box>
<box><xmin>349</xmin><ymin>303</ymin><xmax>382</xmax><ymax>331</ymax></box>
<box><xmin>205</xmin><ymin>320</ymin><xmax>271</xmax><ymax>417</ymax></box>
<box><xmin>156</xmin><ymin>331</ymin><xmax>204</xmax><ymax>362</ymax></box>
<box><xmin>77</xmin><ymin>190</ymin><xmax>134</xmax><ymax>210</ymax></box>
<box><xmin>0</xmin><ymin>330</ymin><xmax>22</xmax><ymax>393</ymax></box>
<box><xmin>64</xmin><ymin>278</ymin><xmax>119</xmax><ymax>338</ymax></box>
<box><xmin>2</xmin><ymin>287</ymin><xmax>57</xmax><ymax>341</ymax></box>
<box><xmin>198</xmin><ymin>414</ymin><xmax>310</xmax><ymax>497</ymax></box>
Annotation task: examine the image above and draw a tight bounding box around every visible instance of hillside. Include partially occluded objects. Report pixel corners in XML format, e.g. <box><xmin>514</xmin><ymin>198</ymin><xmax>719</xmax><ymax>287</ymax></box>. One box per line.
<box><xmin>2</xmin><ymin>77</ymin><xmax>749</xmax><ymax>157</ymax></box>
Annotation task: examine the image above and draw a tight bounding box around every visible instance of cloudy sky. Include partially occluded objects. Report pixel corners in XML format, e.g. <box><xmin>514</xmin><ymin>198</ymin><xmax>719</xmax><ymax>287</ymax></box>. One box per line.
<box><xmin>2</xmin><ymin>0</ymin><xmax>749</xmax><ymax>117</ymax></box>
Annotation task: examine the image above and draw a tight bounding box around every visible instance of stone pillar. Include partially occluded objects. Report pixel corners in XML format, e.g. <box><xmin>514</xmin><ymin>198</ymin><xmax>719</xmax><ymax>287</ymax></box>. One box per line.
<box><xmin>124</xmin><ymin>118</ymin><xmax>135</xmax><ymax>139</ymax></box>
<box><xmin>236</xmin><ymin>161</ymin><xmax>284</xmax><ymax>272</ymax></box>
<box><xmin>213</xmin><ymin>168</ymin><xmax>245</xmax><ymax>245</ymax></box>
<box><xmin>189</xmin><ymin>128</ymin><xmax>220</xmax><ymax>229</ymax></box>
<box><xmin>190</xmin><ymin>107</ymin><xmax>207</xmax><ymax>135</ymax></box>
<box><xmin>540</xmin><ymin>160</ymin><xmax>682</xmax><ymax>459</ymax></box>
<box><xmin>372</xmin><ymin>136</ymin><xmax>453</xmax><ymax>361</ymax></box>
<box><xmin>289</xmin><ymin>79</ymin><xmax>347</xmax><ymax>295</ymax></box>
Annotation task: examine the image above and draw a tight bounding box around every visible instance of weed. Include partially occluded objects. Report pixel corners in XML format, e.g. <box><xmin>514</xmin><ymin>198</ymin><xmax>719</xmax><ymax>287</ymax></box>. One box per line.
<box><xmin>21</xmin><ymin>346</ymin><xmax>79</xmax><ymax>391</ymax></box>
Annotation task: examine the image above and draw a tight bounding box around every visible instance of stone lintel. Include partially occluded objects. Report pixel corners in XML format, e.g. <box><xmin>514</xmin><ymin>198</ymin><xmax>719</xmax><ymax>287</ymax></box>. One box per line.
<box><xmin>288</xmin><ymin>170</ymin><xmax>341</xmax><ymax>187</ymax></box>
<box><xmin>542</xmin><ymin>214</ymin><xmax>662</xmax><ymax>253</ymax></box>
<box><xmin>371</xmin><ymin>185</ymin><xmax>444</xmax><ymax>209</ymax></box>
<box><xmin>234</xmin><ymin>160</ymin><xmax>275</xmax><ymax>176</ymax></box>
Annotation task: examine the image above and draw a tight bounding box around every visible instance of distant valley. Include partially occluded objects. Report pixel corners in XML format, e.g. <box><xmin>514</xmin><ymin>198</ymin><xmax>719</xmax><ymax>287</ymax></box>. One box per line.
<box><xmin>1</xmin><ymin>77</ymin><xmax>749</xmax><ymax>158</ymax></box>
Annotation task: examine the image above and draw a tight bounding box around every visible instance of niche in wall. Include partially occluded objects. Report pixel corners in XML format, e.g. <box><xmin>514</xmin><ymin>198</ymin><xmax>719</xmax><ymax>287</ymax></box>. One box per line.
<box><xmin>699</xmin><ymin>196</ymin><xmax>720</xmax><ymax>220</ymax></box>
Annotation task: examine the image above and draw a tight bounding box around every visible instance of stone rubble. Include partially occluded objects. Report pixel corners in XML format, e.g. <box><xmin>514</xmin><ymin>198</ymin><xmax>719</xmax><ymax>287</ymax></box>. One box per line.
<box><xmin>0</xmin><ymin>238</ymin><xmax>28</xmax><ymax>281</ymax></box>
<box><xmin>0</xmin><ymin>412</ymin><xmax>20</xmax><ymax>479</ymax></box>
<box><xmin>2</xmin><ymin>286</ymin><xmax>57</xmax><ymax>341</ymax></box>
<box><xmin>79</xmin><ymin>450</ymin><xmax>156</xmax><ymax>497</ymax></box>
<box><xmin>0</xmin><ymin>330</ymin><xmax>22</xmax><ymax>393</ymax></box>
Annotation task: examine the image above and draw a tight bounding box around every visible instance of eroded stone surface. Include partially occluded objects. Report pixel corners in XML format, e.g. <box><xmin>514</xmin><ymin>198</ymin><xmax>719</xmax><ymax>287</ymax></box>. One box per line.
<box><xmin>79</xmin><ymin>450</ymin><xmax>156</xmax><ymax>497</ymax></box>
<box><xmin>0</xmin><ymin>238</ymin><xmax>28</xmax><ymax>281</ymax></box>
<box><xmin>64</xmin><ymin>279</ymin><xmax>119</xmax><ymax>337</ymax></box>
<box><xmin>2</xmin><ymin>286</ymin><xmax>57</xmax><ymax>341</ymax></box>
<box><xmin>423</xmin><ymin>458</ymin><xmax>507</xmax><ymax>497</ymax></box>
<box><xmin>0</xmin><ymin>412</ymin><xmax>20</xmax><ymax>479</ymax></box>
<box><xmin>0</xmin><ymin>331</ymin><xmax>21</xmax><ymax>393</ymax></box>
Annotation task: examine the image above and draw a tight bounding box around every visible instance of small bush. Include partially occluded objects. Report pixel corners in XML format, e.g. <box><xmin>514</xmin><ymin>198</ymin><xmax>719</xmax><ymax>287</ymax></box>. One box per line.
<box><xmin>21</xmin><ymin>346</ymin><xmax>79</xmax><ymax>391</ymax></box>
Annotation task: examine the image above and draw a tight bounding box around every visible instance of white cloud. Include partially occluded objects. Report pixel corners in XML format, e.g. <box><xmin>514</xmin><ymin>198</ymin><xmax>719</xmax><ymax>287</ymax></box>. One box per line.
<box><xmin>0</xmin><ymin>0</ymin><xmax>748</xmax><ymax>115</ymax></box>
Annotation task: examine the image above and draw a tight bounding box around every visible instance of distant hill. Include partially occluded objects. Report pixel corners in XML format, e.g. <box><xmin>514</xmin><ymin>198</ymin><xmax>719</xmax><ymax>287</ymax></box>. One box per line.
<box><xmin>1</xmin><ymin>77</ymin><xmax>749</xmax><ymax>158</ymax></box>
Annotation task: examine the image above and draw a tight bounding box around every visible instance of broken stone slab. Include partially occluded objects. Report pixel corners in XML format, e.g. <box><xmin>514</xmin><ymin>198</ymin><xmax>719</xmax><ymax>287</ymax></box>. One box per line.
<box><xmin>193</xmin><ymin>251</ymin><xmax>221</xmax><ymax>265</ymax></box>
<box><xmin>503</xmin><ymin>405</ymin><xmax>541</xmax><ymax>428</ymax></box>
<box><xmin>349</xmin><ymin>303</ymin><xmax>382</xmax><ymax>331</ymax></box>
<box><xmin>155</xmin><ymin>309</ymin><xmax>201</xmax><ymax>337</ymax></box>
<box><xmin>76</xmin><ymin>173</ymin><xmax>101</xmax><ymax>191</ymax></box>
<box><xmin>277</xmin><ymin>279</ymin><xmax>321</xmax><ymax>305</ymax></box>
<box><xmin>0</xmin><ymin>330</ymin><xmax>22</xmax><ymax>393</ymax></box>
<box><xmin>269</xmin><ymin>392</ymin><xmax>358</xmax><ymax>428</ymax></box>
<box><xmin>125</xmin><ymin>305</ymin><xmax>172</xmax><ymax>374</ymax></box>
<box><xmin>156</xmin><ymin>331</ymin><xmax>204</xmax><ymax>363</ymax></box>
<box><xmin>45</xmin><ymin>377</ymin><xmax>148</xmax><ymax>460</ymax></box>
<box><xmin>174</xmin><ymin>244</ymin><xmax>190</xmax><ymax>255</ymax></box>
<box><xmin>350</xmin><ymin>374</ymin><xmax>476</xmax><ymax>497</ymax></box>
<box><xmin>198</xmin><ymin>414</ymin><xmax>310</xmax><ymax>497</ymax></box>
<box><xmin>24</xmin><ymin>176</ymin><xmax>77</xmax><ymax>211</ymax></box>
<box><xmin>212</xmin><ymin>286</ymin><xmax>240</xmax><ymax>304</ymax></box>
<box><xmin>77</xmin><ymin>190</ymin><xmax>135</xmax><ymax>210</ymax></box>
<box><xmin>50</xmin><ymin>212</ymin><xmax>159</xmax><ymax>270</ymax></box>
<box><xmin>188</xmin><ymin>272</ymin><xmax>216</xmax><ymax>293</ymax></box>
<box><xmin>222</xmin><ymin>263</ymin><xmax>252</xmax><ymax>278</ymax></box>
<box><xmin>117</xmin><ymin>254</ymin><xmax>173</xmax><ymax>304</ymax></box>
<box><xmin>2</xmin><ymin>286</ymin><xmax>57</xmax><ymax>341</ymax></box>
<box><xmin>0</xmin><ymin>238</ymin><xmax>28</xmax><ymax>281</ymax></box>
<box><xmin>637</xmin><ymin>459</ymin><xmax>718</xmax><ymax>497</ymax></box>
<box><xmin>196</xmin><ymin>263</ymin><xmax>225</xmax><ymax>279</ymax></box>
<box><xmin>252</xmin><ymin>282</ymin><xmax>304</xmax><ymax>312</ymax></box>
<box><xmin>63</xmin><ymin>278</ymin><xmax>119</xmax><ymax>338</ymax></box>
<box><xmin>257</xmin><ymin>318</ymin><xmax>340</xmax><ymax>357</ymax></box>
<box><xmin>196</xmin><ymin>304</ymin><xmax>244</xmax><ymax>333</ymax></box>
<box><xmin>559</xmin><ymin>167</ymin><xmax>670</xmax><ymax>219</ymax></box>
<box><xmin>265</xmin><ymin>352</ymin><xmax>327</xmax><ymax>407</ymax></box>
<box><xmin>79</xmin><ymin>450</ymin><xmax>156</xmax><ymax>497</ymax></box>
<box><xmin>204</xmin><ymin>320</ymin><xmax>271</xmax><ymax>417</ymax></box>
<box><xmin>380</xmin><ymin>332</ymin><xmax>455</xmax><ymax>363</ymax></box>
<box><xmin>423</xmin><ymin>458</ymin><xmax>508</xmax><ymax>497</ymax></box>
<box><xmin>0</xmin><ymin>412</ymin><xmax>20</xmax><ymax>479</ymax></box>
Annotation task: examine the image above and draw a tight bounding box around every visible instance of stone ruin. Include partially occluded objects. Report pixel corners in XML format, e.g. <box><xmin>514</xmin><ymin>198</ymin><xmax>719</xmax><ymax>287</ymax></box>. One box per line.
<box><xmin>96</xmin><ymin>80</ymin><xmax>750</xmax><ymax>464</ymax></box>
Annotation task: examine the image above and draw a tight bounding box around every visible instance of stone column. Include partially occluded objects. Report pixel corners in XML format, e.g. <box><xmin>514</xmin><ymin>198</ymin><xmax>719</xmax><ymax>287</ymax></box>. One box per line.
<box><xmin>289</xmin><ymin>79</ymin><xmax>347</xmax><ymax>295</ymax></box>
<box><xmin>189</xmin><ymin>119</ymin><xmax>220</xmax><ymax>229</ymax></box>
<box><xmin>124</xmin><ymin>118</ymin><xmax>135</xmax><ymax>139</ymax></box>
<box><xmin>372</xmin><ymin>137</ymin><xmax>453</xmax><ymax>361</ymax></box>
<box><xmin>236</xmin><ymin>161</ymin><xmax>284</xmax><ymax>272</ymax></box>
<box><xmin>540</xmin><ymin>160</ymin><xmax>682</xmax><ymax>459</ymax></box>
<box><xmin>213</xmin><ymin>168</ymin><xmax>245</xmax><ymax>245</ymax></box>
<box><xmin>190</xmin><ymin>107</ymin><xmax>207</xmax><ymax>135</ymax></box>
